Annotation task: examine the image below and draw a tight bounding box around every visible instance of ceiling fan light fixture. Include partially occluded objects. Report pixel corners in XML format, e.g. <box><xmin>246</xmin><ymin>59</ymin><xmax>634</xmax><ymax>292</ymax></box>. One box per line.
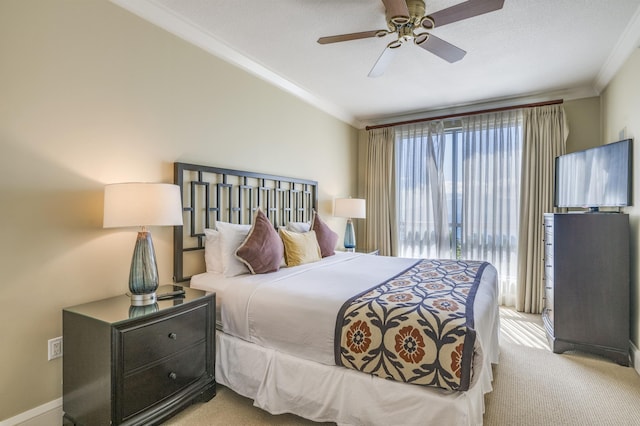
<box><xmin>389</xmin><ymin>39</ymin><xmax>403</xmax><ymax>49</ymax></box>
<box><xmin>389</xmin><ymin>15</ymin><xmax>410</xmax><ymax>26</ymax></box>
<box><xmin>414</xmin><ymin>33</ymin><xmax>429</xmax><ymax>45</ymax></box>
<box><xmin>398</xmin><ymin>25</ymin><xmax>414</xmax><ymax>41</ymax></box>
<box><xmin>383</xmin><ymin>0</ymin><xmax>411</xmax><ymax>26</ymax></box>
<box><xmin>406</xmin><ymin>0</ymin><xmax>426</xmax><ymax>24</ymax></box>
<box><xmin>318</xmin><ymin>0</ymin><xmax>505</xmax><ymax>76</ymax></box>
<box><xmin>421</xmin><ymin>15</ymin><xmax>435</xmax><ymax>30</ymax></box>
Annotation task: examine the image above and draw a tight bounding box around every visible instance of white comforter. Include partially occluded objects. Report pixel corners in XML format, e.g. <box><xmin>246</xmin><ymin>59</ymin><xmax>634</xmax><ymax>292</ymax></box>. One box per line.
<box><xmin>191</xmin><ymin>252</ymin><xmax>498</xmax><ymax>369</ymax></box>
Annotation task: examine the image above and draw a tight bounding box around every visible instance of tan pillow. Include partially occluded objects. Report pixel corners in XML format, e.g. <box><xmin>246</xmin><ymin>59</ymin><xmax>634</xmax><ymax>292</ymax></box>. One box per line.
<box><xmin>310</xmin><ymin>211</ymin><xmax>339</xmax><ymax>257</ymax></box>
<box><xmin>279</xmin><ymin>228</ymin><xmax>322</xmax><ymax>267</ymax></box>
<box><xmin>235</xmin><ymin>208</ymin><xmax>284</xmax><ymax>274</ymax></box>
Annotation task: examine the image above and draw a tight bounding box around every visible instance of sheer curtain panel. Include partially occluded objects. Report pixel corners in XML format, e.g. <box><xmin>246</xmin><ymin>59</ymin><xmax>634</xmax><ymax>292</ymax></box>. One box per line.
<box><xmin>461</xmin><ymin>111</ymin><xmax>523</xmax><ymax>307</ymax></box>
<box><xmin>382</xmin><ymin>102</ymin><xmax>561</xmax><ymax>308</ymax></box>
<box><xmin>395</xmin><ymin>121</ymin><xmax>451</xmax><ymax>259</ymax></box>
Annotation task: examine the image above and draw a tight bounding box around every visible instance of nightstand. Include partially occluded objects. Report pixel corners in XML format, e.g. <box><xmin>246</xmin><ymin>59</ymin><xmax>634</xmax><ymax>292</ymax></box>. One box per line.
<box><xmin>63</xmin><ymin>285</ymin><xmax>215</xmax><ymax>425</ymax></box>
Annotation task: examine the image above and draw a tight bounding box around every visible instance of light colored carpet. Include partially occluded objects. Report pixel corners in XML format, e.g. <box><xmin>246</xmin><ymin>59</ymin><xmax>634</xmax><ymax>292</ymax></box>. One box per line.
<box><xmin>484</xmin><ymin>308</ymin><xmax>640</xmax><ymax>425</ymax></box>
<box><xmin>164</xmin><ymin>308</ymin><xmax>640</xmax><ymax>425</ymax></box>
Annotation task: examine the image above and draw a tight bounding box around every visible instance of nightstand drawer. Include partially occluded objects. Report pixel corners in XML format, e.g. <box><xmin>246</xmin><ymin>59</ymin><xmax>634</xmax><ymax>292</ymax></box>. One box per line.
<box><xmin>122</xmin><ymin>305</ymin><xmax>207</xmax><ymax>372</ymax></box>
<box><xmin>121</xmin><ymin>342</ymin><xmax>206</xmax><ymax>420</ymax></box>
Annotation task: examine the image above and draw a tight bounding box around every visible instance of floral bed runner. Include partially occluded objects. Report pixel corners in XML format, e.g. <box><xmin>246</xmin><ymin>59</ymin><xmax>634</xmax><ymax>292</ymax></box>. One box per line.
<box><xmin>335</xmin><ymin>259</ymin><xmax>489</xmax><ymax>391</ymax></box>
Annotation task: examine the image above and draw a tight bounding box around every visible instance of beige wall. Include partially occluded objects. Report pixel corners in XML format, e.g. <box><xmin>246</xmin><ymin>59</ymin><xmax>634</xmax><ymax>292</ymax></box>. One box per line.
<box><xmin>564</xmin><ymin>97</ymin><xmax>601</xmax><ymax>152</ymax></box>
<box><xmin>0</xmin><ymin>0</ymin><xmax>357</xmax><ymax>420</ymax></box>
<box><xmin>601</xmin><ymin>48</ymin><xmax>640</xmax><ymax>349</ymax></box>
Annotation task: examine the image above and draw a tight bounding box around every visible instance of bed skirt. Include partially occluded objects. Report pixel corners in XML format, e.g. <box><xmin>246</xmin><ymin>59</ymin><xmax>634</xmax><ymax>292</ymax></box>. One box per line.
<box><xmin>215</xmin><ymin>325</ymin><xmax>499</xmax><ymax>426</ymax></box>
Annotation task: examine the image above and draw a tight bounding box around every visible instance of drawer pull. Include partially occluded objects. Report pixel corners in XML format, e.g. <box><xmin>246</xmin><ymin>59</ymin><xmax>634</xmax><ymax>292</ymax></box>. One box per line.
<box><xmin>168</xmin><ymin>333</ymin><xmax>177</xmax><ymax>340</ymax></box>
<box><xmin>168</xmin><ymin>372</ymin><xmax>177</xmax><ymax>380</ymax></box>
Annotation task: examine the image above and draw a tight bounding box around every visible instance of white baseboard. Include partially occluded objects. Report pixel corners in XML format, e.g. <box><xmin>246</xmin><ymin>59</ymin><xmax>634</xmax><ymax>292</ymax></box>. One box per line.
<box><xmin>0</xmin><ymin>398</ymin><xmax>62</xmax><ymax>426</ymax></box>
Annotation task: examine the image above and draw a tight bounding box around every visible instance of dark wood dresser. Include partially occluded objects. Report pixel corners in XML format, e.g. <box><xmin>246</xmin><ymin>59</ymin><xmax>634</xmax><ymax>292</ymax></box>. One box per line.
<box><xmin>63</xmin><ymin>285</ymin><xmax>215</xmax><ymax>425</ymax></box>
<box><xmin>542</xmin><ymin>213</ymin><xmax>629</xmax><ymax>365</ymax></box>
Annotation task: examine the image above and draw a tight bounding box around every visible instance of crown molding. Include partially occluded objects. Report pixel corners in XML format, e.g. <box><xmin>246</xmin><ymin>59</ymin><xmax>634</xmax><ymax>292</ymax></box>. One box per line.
<box><xmin>111</xmin><ymin>0</ymin><xmax>640</xmax><ymax>131</ymax></box>
<box><xmin>594</xmin><ymin>3</ymin><xmax>640</xmax><ymax>93</ymax></box>
<box><xmin>360</xmin><ymin>86</ymin><xmax>598</xmax><ymax>129</ymax></box>
<box><xmin>110</xmin><ymin>0</ymin><xmax>359</xmax><ymax>128</ymax></box>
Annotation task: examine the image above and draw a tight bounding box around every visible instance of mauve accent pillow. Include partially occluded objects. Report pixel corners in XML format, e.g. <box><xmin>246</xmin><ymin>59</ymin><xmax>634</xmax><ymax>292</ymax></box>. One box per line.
<box><xmin>235</xmin><ymin>208</ymin><xmax>284</xmax><ymax>274</ymax></box>
<box><xmin>311</xmin><ymin>211</ymin><xmax>339</xmax><ymax>257</ymax></box>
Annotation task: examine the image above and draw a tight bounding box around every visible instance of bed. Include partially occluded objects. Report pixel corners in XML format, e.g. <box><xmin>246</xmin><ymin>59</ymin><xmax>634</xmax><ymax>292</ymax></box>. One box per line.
<box><xmin>173</xmin><ymin>162</ymin><xmax>500</xmax><ymax>426</ymax></box>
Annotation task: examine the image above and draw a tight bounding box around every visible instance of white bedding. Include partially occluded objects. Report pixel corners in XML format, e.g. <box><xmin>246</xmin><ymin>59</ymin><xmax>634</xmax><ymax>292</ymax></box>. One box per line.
<box><xmin>191</xmin><ymin>252</ymin><xmax>500</xmax><ymax>425</ymax></box>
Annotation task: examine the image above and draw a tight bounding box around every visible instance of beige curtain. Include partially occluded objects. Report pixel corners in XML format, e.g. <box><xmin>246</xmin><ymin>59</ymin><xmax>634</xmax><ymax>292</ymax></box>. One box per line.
<box><xmin>516</xmin><ymin>105</ymin><xmax>568</xmax><ymax>313</ymax></box>
<box><xmin>360</xmin><ymin>127</ymin><xmax>397</xmax><ymax>256</ymax></box>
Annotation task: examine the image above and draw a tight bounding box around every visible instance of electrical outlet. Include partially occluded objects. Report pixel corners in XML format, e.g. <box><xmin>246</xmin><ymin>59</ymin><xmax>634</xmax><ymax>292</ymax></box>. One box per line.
<box><xmin>48</xmin><ymin>336</ymin><xmax>63</xmax><ymax>360</ymax></box>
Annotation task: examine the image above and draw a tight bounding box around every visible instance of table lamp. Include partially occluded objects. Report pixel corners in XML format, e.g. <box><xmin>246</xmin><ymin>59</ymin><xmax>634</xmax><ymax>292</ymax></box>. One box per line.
<box><xmin>103</xmin><ymin>183</ymin><xmax>183</xmax><ymax>305</ymax></box>
<box><xmin>334</xmin><ymin>197</ymin><xmax>366</xmax><ymax>251</ymax></box>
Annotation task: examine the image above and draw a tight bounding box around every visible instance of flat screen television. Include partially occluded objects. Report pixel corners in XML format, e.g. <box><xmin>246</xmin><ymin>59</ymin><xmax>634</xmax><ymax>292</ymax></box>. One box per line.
<box><xmin>554</xmin><ymin>139</ymin><xmax>632</xmax><ymax>211</ymax></box>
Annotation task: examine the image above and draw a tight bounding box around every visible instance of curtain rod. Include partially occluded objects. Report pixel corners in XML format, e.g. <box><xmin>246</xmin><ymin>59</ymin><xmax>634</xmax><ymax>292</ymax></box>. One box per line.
<box><xmin>365</xmin><ymin>99</ymin><xmax>564</xmax><ymax>131</ymax></box>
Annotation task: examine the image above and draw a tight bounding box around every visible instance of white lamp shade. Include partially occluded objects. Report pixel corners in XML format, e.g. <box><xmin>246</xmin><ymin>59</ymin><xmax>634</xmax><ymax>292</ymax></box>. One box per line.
<box><xmin>103</xmin><ymin>183</ymin><xmax>183</xmax><ymax>228</ymax></box>
<box><xmin>334</xmin><ymin>198</ymin><xmax>366</xmax><ymax>219</ymax></box>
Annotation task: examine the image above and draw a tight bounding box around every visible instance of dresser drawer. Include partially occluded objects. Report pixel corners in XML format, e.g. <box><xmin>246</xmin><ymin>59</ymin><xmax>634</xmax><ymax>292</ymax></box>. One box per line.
<box><xmin>545</xmin><ymin>265</ymin><xmax>554</xmax><ymax>284</ymax></box>
<box><xmin>544</xmin><ymin>285</ymin><xmax>554</xmax><ymax>310</ymax></box>
<box><xmin>544</xmin><ymin>242</ymin><xmax>553</xmax><ymax>262</ymax></box>
<box><xmin>121</xmin><ymin>342</ymin><xmax>207</xmax><ymax>420</ymax></box>
<box><xmin>122</xmin><ymin>304</ymin><xmax>207</xmax><ymax>372</ymax></box>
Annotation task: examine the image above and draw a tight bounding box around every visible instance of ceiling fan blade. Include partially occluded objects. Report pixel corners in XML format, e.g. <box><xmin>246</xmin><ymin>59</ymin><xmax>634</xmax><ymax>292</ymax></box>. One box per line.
<box><xmin>318</xmin><ymin>30</ymin><xmax>386</xmax><ymax>44</ymax></box>
<box><xmin>417</xmin><ymin>34</ymin><xmax>466</xmax><ymax>63</ymax></box>
<box><xmin>368</xmin><ymin>44</ymin><xmax>399</xmax><ymax>78</ymax></box>
<box><xmin>382</xmin><ymin>0</ymin><xmax>410</xmax><ymax>25</ymax></box>
<box><xmin>426</xmin><ymin>0</ymin><xmax>504</xmax><ymax>28</ymax></box>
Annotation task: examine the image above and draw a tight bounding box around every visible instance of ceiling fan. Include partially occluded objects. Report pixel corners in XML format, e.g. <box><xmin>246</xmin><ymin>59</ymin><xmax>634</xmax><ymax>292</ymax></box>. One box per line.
<box><xmin>317</xmin><ymin>0</ymin><xmax>504</xmax><ymax>77</ymax></box>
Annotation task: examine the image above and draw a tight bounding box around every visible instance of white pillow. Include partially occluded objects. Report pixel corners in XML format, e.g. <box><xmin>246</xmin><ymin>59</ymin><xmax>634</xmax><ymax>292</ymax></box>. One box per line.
<box><xmin>286</xmin><ymin>221</ymin><xmax>311</xmax><ymax>233</ymax></box>
<box><xmin>203</xmin><ymin>228</ymin><xmax>222</xmax><ymax>273</ymax></box>
<box><xmin>216</xmin><ymin>221</ymin><xmax>251</xmax><ymax>277</ymax></box>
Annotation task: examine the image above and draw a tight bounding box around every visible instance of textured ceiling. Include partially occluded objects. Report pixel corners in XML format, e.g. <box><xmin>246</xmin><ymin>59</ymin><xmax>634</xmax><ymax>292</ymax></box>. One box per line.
<box><xmin>113</xmin><ymin>0</ymin><xmax>640</xmax><ymax>127</ymax></box>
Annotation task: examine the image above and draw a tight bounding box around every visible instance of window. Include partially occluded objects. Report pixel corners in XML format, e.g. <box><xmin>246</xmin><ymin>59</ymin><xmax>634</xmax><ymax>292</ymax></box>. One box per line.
<box><xmin>396</xmin><ymin>111</ymin><xmax>522</xmax><ymax>305</ymax></box>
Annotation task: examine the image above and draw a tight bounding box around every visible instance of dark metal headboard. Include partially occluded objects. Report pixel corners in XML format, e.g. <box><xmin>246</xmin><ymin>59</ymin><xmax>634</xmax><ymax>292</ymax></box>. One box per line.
<box><xmin>173</xmin><ymin>162</ymin><xmax>318</xmax><ymax>282</ymax></box>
